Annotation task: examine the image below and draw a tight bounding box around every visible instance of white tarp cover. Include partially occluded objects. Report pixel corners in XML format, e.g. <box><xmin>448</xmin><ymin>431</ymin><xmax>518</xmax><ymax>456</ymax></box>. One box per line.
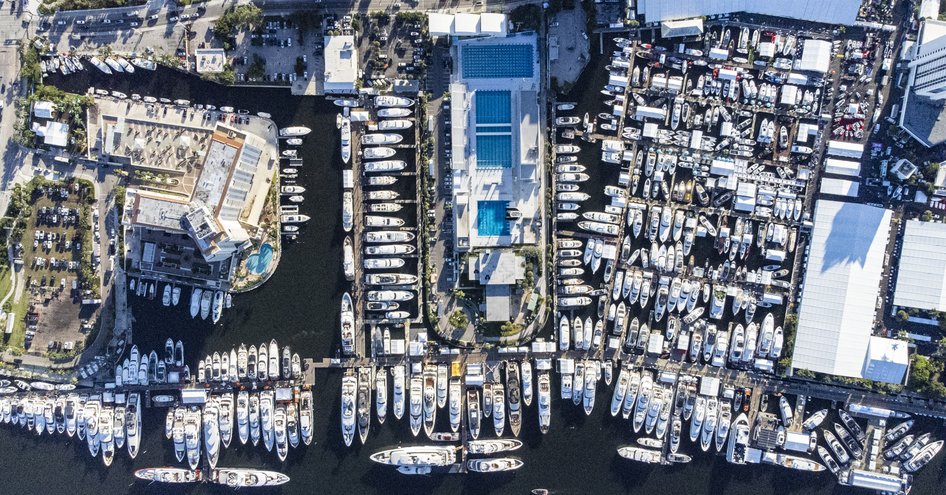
<box><xmin>797</xmin><ymin>39</ymin><xmax>833</xmax><ymax>73</ymax></box>
<box><xmin>894</xmin><ymin>220</ymin><xmax>946</xmax><ymax>311</ymax></box>
<box><xmin>820</xmin><ymin>177</ymin><xmax>860</xmax><ymax>197</ymax></box>
<box><xmin>637</xmin><ymin>0</ymin><xmax>860</xmax><ymax>26</ymax></box>
<box><xmin>824</xmin><ymin>158</ymin><xmax>862</xmax><ymax>176</ymax></box>
<box><xmin>792</xmin><ymin>200</ymin><xmax>892</xmax><ymax>379</ymax></box>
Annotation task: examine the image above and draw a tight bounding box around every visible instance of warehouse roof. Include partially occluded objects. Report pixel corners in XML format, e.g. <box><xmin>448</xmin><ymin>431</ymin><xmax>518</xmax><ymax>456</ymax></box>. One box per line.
<box><xmin>894</xmin><ymin>220</ymin><xmax>946</xmax><ymax>311</ymax></box>
<box><xmin>792</xmin><ymin>200</ymin><xmax>892</xmax><ymax>379</ymax></box>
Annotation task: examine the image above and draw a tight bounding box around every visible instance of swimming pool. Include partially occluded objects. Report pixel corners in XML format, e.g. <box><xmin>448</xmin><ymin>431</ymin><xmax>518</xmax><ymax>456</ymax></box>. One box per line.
<box><xmin>475</xmin><ymin>134</ymin><xmax>513</xmax><ymax>169</ymax></box>
<box><xmin>462</xmin><ymin>44</ymin><xmax>534</xmax><ymax>79</ymax></box>
<box><xmin>477</xmin><ymin>201</ymin><xmax>510</xmax><ymax>237</ymax></box>
<box><xmin>245</xmin><ymin>243</ymin><xmax>274</xmax><ymax>275</ymax></box>
<box><xmin>475</xmin><ymin>91</ymin><xmax>511</xmax><ymax>124</ymax></box>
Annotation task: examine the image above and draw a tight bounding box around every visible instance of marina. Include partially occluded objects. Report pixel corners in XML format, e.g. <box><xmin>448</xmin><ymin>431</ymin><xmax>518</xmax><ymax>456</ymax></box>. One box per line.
<box><xmin>4</xmin><ymin>3</ymin><xmax>946</xmax><ymax>494</ymax></box>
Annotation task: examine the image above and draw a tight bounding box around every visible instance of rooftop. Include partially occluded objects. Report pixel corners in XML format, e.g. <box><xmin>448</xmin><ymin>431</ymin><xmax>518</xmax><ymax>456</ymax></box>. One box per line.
<box><xmin>324</xmin><ymin>35</ymin><xmax>359</xmax><ymax>92</ymax></box>
<box><xmin>194</xmin><ymin>48</ymin><xmax>226</xmax><ymax>74</ymax></box>
<box><xmin>894</xmin><ymin>220</ymin><xmax>946</xmax><ymax>312</ymax></box>
<box><xmin>792</xmin><ymin>200</ymin><xmax>891</xmax><ymax>379</ymax></box>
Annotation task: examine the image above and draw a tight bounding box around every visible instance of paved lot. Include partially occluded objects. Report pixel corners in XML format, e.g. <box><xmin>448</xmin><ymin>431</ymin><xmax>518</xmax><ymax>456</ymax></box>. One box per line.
<box><xmin>548</xmin><ymin>6</ymin><xmax>589</xmax><ymax>90</ymax></box>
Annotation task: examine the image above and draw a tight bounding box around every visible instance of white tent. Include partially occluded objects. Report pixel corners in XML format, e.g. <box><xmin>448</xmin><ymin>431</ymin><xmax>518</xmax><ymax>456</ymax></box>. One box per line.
<box><xmin>797</xmin><ymin>39</ymin><xmax>832</xmax><ymax>73</ymax></box>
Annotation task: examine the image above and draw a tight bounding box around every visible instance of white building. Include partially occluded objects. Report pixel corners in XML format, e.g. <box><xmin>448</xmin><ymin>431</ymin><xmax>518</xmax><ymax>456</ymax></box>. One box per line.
<box><xmin>428</xmin><ymin>13</ymin><xmax>508</xmax><ymax>37</ymax></box>
<box><xmin>894</xmin><ymin>220</ymin><xmax>946</xmax><ymax>312</ymax></box>
<box><xmin>323</xmin><ymin>35</ymin><xmax>359</xmax><ymax>94</ymax></box>
<box><xmin>863</xmin><ymin>336</ymin><xmax>909</xmax><ymax>384</ymax></box>
<box><xmin>796</xmin><ymin>40</ymin><xmax>832</xmax><ymax>74</ymax></box>
<box><xmin>194</xmin><ymin>48</ymin><xmax>226</xmax><ymax>74</ymax></box>
<box><xmin>792</xmin><ymin>200</ymin><xmax>902</xmax><ymax>383</ymax></box>
<box><xmin>635</xmin><ymin>0</ymin><xmax>860</xmax><ymax>25</ymax></box>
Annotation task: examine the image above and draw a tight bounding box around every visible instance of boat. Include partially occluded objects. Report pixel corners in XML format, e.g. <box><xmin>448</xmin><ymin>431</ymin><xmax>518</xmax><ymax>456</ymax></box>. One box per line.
<box><xmin>700</xmin><ymin>397</ymin><xmax>719</xmax><ymax>452</ymax></box>
<box><xmin>274</xmin><ymin>405</ymin><xmax>288</xmax><ymax>461</ymax></box>
<box><xmin>468</xmin><ymin>388</ymin><xmax>481</xmax><ymax>440</ymax></box>
<box><xmin>823</xmin><ymin>429</ymin><xmax>851</xmax><ymax>465</ymax></box>
<box><xmin>281</xmin><ymin>214</ymin><xmax>311</xmax><ymax>224</ymax></box>
<box><xmin>802</xmin><ymin>409</ymin><xmax>828</xmax><ymax>432</ymax></box>
<box><xmin>211</xmin><ymin>291</ymin><xmax>224</xmax><ymax>323</ymax></box>
<box><xmin>506</xmin><ymin>362</ymin><xmax>522</xmax><ymax>437</ymax></box>
<box><xmin>267</xmin><ymin>340</ymin><xmax>279</xmax><ymax>381</ymax></box>
<box><xmin>236</xmin><ymin>391</ymin><xmax>250</xmax><ymax>446</ymax></box>
<box><xmin>392</xmin><ymin>367</ymin><xmax>406</xmax><ymax>421</ymax></box>
<box><xmin>377</xmin><ymin>369</ymin><xmax>389</xmax><ymax>426</ymax></box>
<box><xmin>280</xmin><ymin>127</ymin><xmax>312</xmax><ymax>137</ymax></box>
<box><xmin>363</xmin><ymin>147</ymin><xmax>397</xmax><ymax>159</ymax></box>
<box><xmin>210</xmin><ymin>468</ymin><xmax>290</xmax><ymax>487</ymax></box>
<box><xmin>378</xmin><ymin>107</ymin><xmax>411</xmax><ymax>117</ymax></box>
<box><xmin>203</xmin><ymin>402</ymin><xmax>220</xmax><ymax>469</ymax></box>
<box><xmin>340</xmin><ymin>293</ymin><xmax>354</xmax><ymax>355</ymax></box>
<box><xmin>818</xmin><ymin>445</ymin><xmax>843</xmax><ymax>477</ymax></box>
<box><xmin>492</xmin><ymin>382</ymin><xmax>505</xmax><ymax>437</ymax></box>
<box><xmin>885</xmin><ymin>419</ymin><xmax>914</xmax><ymax>442</ymax></box>
<box><xmin>423</xmin><ymin>367</ymin><xmax>438</xmax><ymax>438</ymax></box>
<box><xmin>334</xmin><ymin>98</ymin><xmax>361</xmax><ymax>107</ymax></box>
<box><xmin>409</xmin><ymin>374</ymin><xmax>423</xmax><ymax>437</ymax></box>
<box><xmin>339</xmin><ymin>116</ymin><xmax>351</xmax><ymax>163</ymax></box>
<box><xmin>467</xmin><ymin>458</ymin><xmax>524</xmax><ymax>473</ymax></box>
<box><xmin>839</xmin><ymin>410</ymin><xmax>866</xmax><ymax>442</ymax></box>
<box><xmin>617</xmin><ymin>446</ymin><xmax>663</xmax><ymax>464</ymax></box>
<box><xmin>448</xmin><ymin>377</ymin><xmax>461</xmax><ymax>433</ymax></box>
<box><xmin>537</xmin><ymin>372</ymin><xmax>551</xmax><ymax>434</ymax></box>
<box><xmin>362</xmin><ymin>133</ymin><xmax>404</xmax><ymax>145</ymax></box>
<box><xmin>134</xmin><ymin>467</ymin><xmax>201</xmax><ymax>484</ymax></box>
<box><xmin>190</xmin><ymin>288</ymin><xmax>202</xmax><ymax>318</ymax></box>
<box><xmin>366</xmin><ymin>231</ymin><xmax>416</xmax><ymax>243</ymax></box>
<box><xmin>768</xmin><ymin>453</ymin><xmax>826</xmax><ymax>472</ymax></box>
<box><xmin>903</xmin><ymin>440</ymin><xmax>944</xmax><ymax>473</ymax></box>
<box><xmin>375</xmin><ymin>96</ymin><xmax>415</xmax><ymax>108</ymax></box>
<box><xmin>714</xmin><ymin>401</ymin><xmax>732</xmax><ymax>452</ymax></box>
<box><xmin>370</xmin><ymin>445</ymin><xmax>457</xmax><ymax>467</ymax></box>
<box><xmin>341</xmin><ymin>372</ymin><xmax>357</xmax><ymax>446</ymax></box>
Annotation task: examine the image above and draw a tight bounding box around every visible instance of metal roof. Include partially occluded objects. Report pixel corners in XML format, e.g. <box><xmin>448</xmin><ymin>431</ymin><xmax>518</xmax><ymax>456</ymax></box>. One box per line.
<box><xmin>894</xmin><ymin>220</ymin><xmax>946</xmax><ymax>311</ymax></box>
<box><xmin>792</xmin><ymin>200</ymin><xmax>892</xmax><ymax>379</ymax></box>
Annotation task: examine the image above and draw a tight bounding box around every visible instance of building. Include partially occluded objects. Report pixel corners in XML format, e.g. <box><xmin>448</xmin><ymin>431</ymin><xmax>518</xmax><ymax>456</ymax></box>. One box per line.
<box><xmin>428</xmin><ymin>13</ymin><xmax>508</xmax><ymax>38</ymax></box>
<box><xmin>660</xmin><ymin>18</ymin><xmax>704</xmax><ymax>38</ymax></box>
<box><xmin>900</xmin><ymin>19</ymin><xmax>946</xmax><ymax>146</ymax></box>
<box><xmin>122</xmin><ymin>124</ymin><xmax>274</xmax><ymax>288</ymax></box>
<box><xmin>195</xmin><ymin>48</ymin><xmax>227</xmax><ymax>74</ymax></box>
<box><xmin>863</xmin><ymin>336</ymin><xmax>909</xmax><ymax>384</ymax></box>
<box><xmin>796</xmin><ymin>40</ymin><xmax>832</xmax><ymax>74</ymax></box>
<box><xmin>791</xmin><ymin>200</ymin><xmax>902</xmax><ymax>382</ymax></box>
<box><xmin>635</xmin><ymin>0</ymin><xmax>860</xmax><ymax>25</ymax></box>
<box><xmin>894</xmin><ymin>220</ymin><xmax>946</xmax><ymax>312</ymax></box>
<box><xmin>33</xmin><ymin>121</ymin><xmax>69</xmax><ymax>148</ymax></box>
<box><xmin>449</xmin><ymin>33</ymin><xmax>543</xmax><ymax>321</ymax></box>
<box><xmin>33</xmin><ymin>100</ymin><xmax>55</xmax><ymax>119</ymax></box>
<box><xmin>323</xmin><ymin>35</ymin><xmax>359</xmax><ymax>94</ymax></box>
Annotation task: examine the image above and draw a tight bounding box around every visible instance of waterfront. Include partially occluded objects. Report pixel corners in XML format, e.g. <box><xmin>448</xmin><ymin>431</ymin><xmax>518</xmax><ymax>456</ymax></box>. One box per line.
<box><xmin>0</xmin><ymin>66</ymin><xmax>942</xmax><ymax>495</ymax></box>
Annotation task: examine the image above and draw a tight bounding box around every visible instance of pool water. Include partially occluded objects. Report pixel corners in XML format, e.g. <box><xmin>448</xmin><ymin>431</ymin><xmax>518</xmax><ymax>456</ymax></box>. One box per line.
<box><xmin>477</xmin><ymin>201</ymin><xmax>510</xmax><ymax>237</ymax></box>
<box><xmin>475</xmin><ymin>91</ymin><xmax>512</xmax><ymax>124</ymax></box>
<box><xmin>462</xmin><ymin>44</ymin><xmax>535</xmax><ymax>79</ymax></box>
<box><xmin>245</xmin><ymin>243</ymin><xmax>274</xmax><ymax>275</ymax></box>
<box><xmin>475</xmin><ymin>134</ymin><xmax>513</xmax><ymax>169</ymax></box>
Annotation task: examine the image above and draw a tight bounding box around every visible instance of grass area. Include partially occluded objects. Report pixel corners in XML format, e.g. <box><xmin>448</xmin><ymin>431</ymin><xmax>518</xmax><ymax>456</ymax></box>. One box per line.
<box><xmin>0</xmin><ymin>267</ymin><xmax>11</xmax><ymax>307</ymax></box>
<box><xmin>38</xmin><ymin>0</ymin><xmax>146</xmax><ymax>14</ymax></box>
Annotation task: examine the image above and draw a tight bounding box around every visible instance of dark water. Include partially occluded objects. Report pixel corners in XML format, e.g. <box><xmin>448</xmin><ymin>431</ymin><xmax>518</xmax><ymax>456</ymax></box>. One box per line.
<box><xmin>0</xmin><ymin>66</ymin><xmax>941</xmax><ymax>495</ymax></box>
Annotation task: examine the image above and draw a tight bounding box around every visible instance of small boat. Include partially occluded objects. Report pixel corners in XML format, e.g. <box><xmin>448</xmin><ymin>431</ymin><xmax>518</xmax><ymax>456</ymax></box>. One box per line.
<box><xmin>467</xmin><ymin>458</ymin><xmax>524</xmax><ymax>473</ymax></box>
<box><xmin>210</xmin><ymin>468</ymin><xmax>290</xmax><ymax>487</ymax></box>
<box><xmin>280</xmin><ymin>127</ymin><xmax>312</xmax><ymax>137</ymax></box>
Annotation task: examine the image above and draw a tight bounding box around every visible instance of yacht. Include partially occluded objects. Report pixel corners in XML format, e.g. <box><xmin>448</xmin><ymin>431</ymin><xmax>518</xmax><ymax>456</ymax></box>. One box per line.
<box><xmin>340</xmin><ymin>373</ymin><xmax>357</xmax><ymax>446</ymax></box>
<box><xmin>369</xmin><ymin>445</ymin><xmax>457</xmax><ymax>467</ymax></box>
<box><xmin>89</xmin><ymin>56</ymin><xmax>112</xmax><ymax>74</ymax></box>
<box><xmin>237</xmin><ymin>391</ymin><xmax>250</xmax><ymax>445</ymax></box>
<box><xmin>448</xmin><ymin>377</ymin><xmax>462</xmax><ymax>433</ymax></box>
<box><xmin>255</xmin><ymin>393</ymin><xmax>273</xmax><ymax>451</ymax></box>
<box><xmin>521</xmin><ymin>360</ymin><xmax>533</xmax><ymax>406</ymax></box>
<box><xmin>506</xmin><ymin>362</ymin><xmax>522</xmax><ymax>437</ymax></box>
<box><xmin>340</xmin><ymin>116</ymin><xmax>351</xmax><ymax>164</ymax></box>
<box><xmin>633</xmin><ymin>372</ymin><xmax>653</xmax><ymax>433</ymax></box>
<box><xmin>134</xmin><ymin>468</ymin><xmax>201</xmax><ymax>484</ymax></box>
<box><xmin>362</xmin><ymin>133</ymin><xmax>404</xmax><ymax>145</ymax></box>
<box><xmin>203</xmin><ymin>401</ymin><xmax>221</xmax><ymax>469</ymax></box>
<box><xmin>258</xmin><ymin>344</ymin><xmax>269</xmax><ymax>380</ymax></box>
<box><xmin>287</xmin><ymin>402</ymin><xmax>300</xmax><ymax>449</ymax></box>
<box><xmin>423</xmin><ymin>367</ymin><xmax>438</xmax><ymax>438</ymax></box>
<box><xmin>823</xmin><ymin>429</ymin><xmax>851</xmax><ymax>465</ymax></box>
<box><xmin>621</xmin><ymin>370</ymin><xmax>641</xmax><ymax>420</ymax></box>
<box><xmin>778</xmin><ymin>395</ymin><xmax>793</xmax><ymax>427</ymax></box>
<box><xmin>340</xmin><ymin>293</ymin><xmax>355</xmax><ymax>355</ymax></box>
<box><xmin>363</xmin><ymin>147</ymin><xmax>396</xmax><ymax>159</ymax></box>
<box><xmin>726</xmin><ymin>413</ymin><xmax>750</xmax><ymax>464</ymax></box>
<box><xmin>210</xmin><ymin>468</ymin><xmax>290</xmax><ymax>487</ymax></box>
<box><xmin>366</xmin><ymin>244</ymin><xmax>415</xmax><ymax>256</ymax></box>
<box><xmin>468</xmin><ymin>388</ymin><xmax>482</xmax><ymax>439</ymax></box>
<box><xmin>274</xmin><ymin>405</ymin><xmax>288</xmax><ymax>461</ymax></box>
<box><xmin>300</xmin><ymin>388</ymin><xmax>314</xmax><ymax>446</ymax></box>
<box><xmin>392</xmin><ymin>365</ymin><xmax>406</xmax><ymax>420</ymax></box>
<box><xmin>537</xmin><ymin>372</ymin><xmax>551</xmax><ymax>434</ymax></box>
<box><xmin>342</xmin><ymin>192</ymin><xmax>354</xmax><ymax>233</ymax></box>
<box><xmin>375</xmin><ymin>95</ymin><xmax>415</xmax><ymax>108</ymax></box>
<box><xmin>467</xmin><ymin>458</ymin><xmax>524</xmax><ymax>473</ymax></box>
<box><xmin>364</xmin><ymin>160</ymin><xmax>407</xmax><ymax>172</ymax></box>
<box><xmin>700</xmin><ymin>397</ymin><xmax>719</xmax><ymax>453</ymax></box>
<box><xmin>374</xmin><ymin>367</ymin><xmax>388</xmax><ymax>424</ymax></box>
<box><xmin>903</xmin><ymin>440</ymin><xmax>944</xmax><ymax>473</ymax></box>
<box><xmin>99</xmin><ymin>407</ymin><xmax>115</xmax><ymax>466</ymax></box>
<box><xmin>279</xmin><ymin>126</ymin><xmax>312</xmax><ymax>137</ymax></box>
<box><xmin>617</xmin><ymin>446</ymin><xmax>664</xmax><ymax>464</ymax></box>
<box><xmin>352</xmin><ymin>374</ymin><xmax>372</xmax><ymax>444</ymax></box>
<box><xmin>190</xmin><ymin>287</ymin><xmax>202</xmax><ymax>318</ymax></box>
<box><xmin>200</xmin><ymin>290</ymin><xmax>212</xmax><ymax>320</ymax></box>
<box><xmin>171</xmin><ymin>408</ymin><xmax>186</xmax><ymax>462</ymax></box>
<box><xmin>366</xmin><ymin>231</ymin><xmax>416</xmax><ymax>243</ymax></box>
<box><xmin>378</xmin><ymin>107</ymin><xmax>411</xmax><ymax>117</ymax></box>
<box><xmin>818</xmin><ymin>445</ymin><xmax>843</xmax><ymax>477</ymax></box>
<box><xmin>409</xmin><ymin>374</ymin><xmax>423</xmax><ymax>437</ymax></box>
<box><xmin>184</xmin><ymin>408</ymin><xmax>201</xmax><ymax>470</ymax></box>
<box><xmin>268</xmin><ymin>340</ymin><xmax>279</xmax><ymax>380</ymax></box>
<box><xmin>714</xmin><ymin>400</ymin><xmax>732</xmax><ymax>452</ymax></box>
<box><xmin>211</xmin><ymin>291</ymin><xmax>224</xmax><ymax>323</ymax></box>
<box><xmin>218</xmin><ymin>394</ymin><xmax>235</xmax><ymax>449</ymax></box>
<box><xmin>492</xmin><ymin>383</ymin><xmax>506</xmax><ymax>437</ymax></box>
<box><xmin>802</xmin><ymin>409</ymin><xmax>828</xmax><ymax>432</ymax></box>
